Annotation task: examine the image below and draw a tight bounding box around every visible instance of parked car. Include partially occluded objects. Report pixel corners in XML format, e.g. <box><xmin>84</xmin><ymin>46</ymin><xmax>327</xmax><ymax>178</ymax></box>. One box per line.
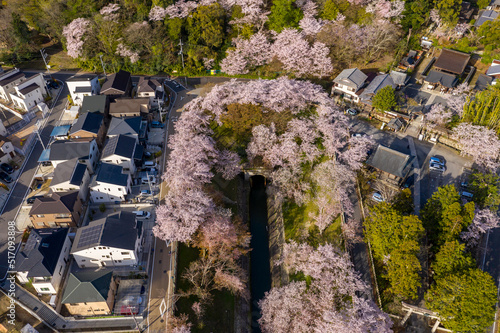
<box><xmin>351</xmin><ymin>133</ymin><xmax>363</xmax><ymax>138</ymax></box>
<box><xmin>0</xmin><ymin>163</ymin><xmax>13</xmax><ymax>174</ymax></box>
<box><xmin>460</xmin><ymin>191</ymin><xmax>473</xmax><ymax>200</ymax></box>
<box><xmin>27</xmin><ymin>195</ymin><xmax>44</xmax><ymax>204</ymax></box>
<box><xmin>430</xmin><ymin>156</ymin><xmax>445</xmax><ymax>166</ymax></box>
<box><xmin>372</xmin><ymin>192</ymin><xmax>384</xmax><ymax>202</ymax></box>
<box><xmin>142</xmin><ymin>167</ymin><xmax>157</xmax><ymax>174</ymax></box>
<box><xmin>150</xmin><ymin>121</ymin><xmax>164</xmax><ymax>129</ymax></box>
<box><xmin>461</xmin><ymin>180</ymin><xmax>469</xmax><ymax>188</ymax></box>
<box><xmin>347</xmin><ymin>108</ymin><xmax>358</xmax><ymax>116</ymax></box>
<box><xmin>140</xmin><ymin>190</ymin><xmax>152</xmax><ymax>196</ymax></box>
<box><xmin>144</xmin><ymin>151</ymin><xmax>152</xmax><ymax>158</ymax></box>
<box><xmin>132</xmin><ymin>211</ymin><xmax>151</xmax><ymax>219</ymax></box>
<box><xmin>0</xmin><ymin>171</ymin><xmax>13</xmax><ymax>183</ymax></box>
<box><xmin>402</xmin><ymin>175</ymin><xmax>414</xmax><ymax>189</ymax></box>
<box><xmin>141</xmin><ymin>175</ymin><xmax>157</xmax><ymax>185</ymax></box>
<box><xmin>41</xmin><ymin>161</ymin><xmax>52</xmax><ymax>167</ymax></box>
<box><xmin>429</xmin><ymin>162</ymin><xmax>445</xmax><ymax>172</ymax></box>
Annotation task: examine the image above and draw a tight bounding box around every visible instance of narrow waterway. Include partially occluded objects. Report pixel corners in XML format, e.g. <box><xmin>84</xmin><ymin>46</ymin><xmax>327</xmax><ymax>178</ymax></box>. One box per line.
<box><xmin>249</xmin><ymin>176</ymin><xmax>271</xmax><ymax>333</ymax></box>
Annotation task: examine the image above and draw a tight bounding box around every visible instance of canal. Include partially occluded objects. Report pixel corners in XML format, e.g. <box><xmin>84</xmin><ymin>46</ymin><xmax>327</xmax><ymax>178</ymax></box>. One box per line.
<box><xmin>249</xmin><ymin>176</ymin><xmax>271</xmax><ymax>333</ymax></box>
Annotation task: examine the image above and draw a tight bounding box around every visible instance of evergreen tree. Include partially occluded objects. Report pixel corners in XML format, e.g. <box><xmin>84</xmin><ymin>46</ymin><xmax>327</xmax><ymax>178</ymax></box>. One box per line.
<box><xmin>268</xmin><ymin>0</ymin><xmax>303</xmax><ymax>33</ymax></box>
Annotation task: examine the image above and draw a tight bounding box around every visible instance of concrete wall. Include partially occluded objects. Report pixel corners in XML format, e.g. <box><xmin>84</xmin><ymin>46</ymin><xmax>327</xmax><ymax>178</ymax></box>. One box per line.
<box><xmin>73</xmin><ymin>246</ymin><xmax>138</xmax><ymax>268</ymax></box>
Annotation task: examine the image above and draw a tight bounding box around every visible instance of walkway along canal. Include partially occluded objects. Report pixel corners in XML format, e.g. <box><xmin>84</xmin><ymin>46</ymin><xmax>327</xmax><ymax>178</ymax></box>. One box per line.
<box><xmin>249</xmin><ymin>176</ymin><xmax>271</xmax><ymax>333</ymax></box>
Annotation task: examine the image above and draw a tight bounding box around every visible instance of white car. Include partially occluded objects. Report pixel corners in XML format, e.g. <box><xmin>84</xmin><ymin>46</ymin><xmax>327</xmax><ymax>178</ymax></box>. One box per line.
<box><xmin>141</xmin><ymin>175</ymin><xmax>157</xmax><ymax>185</ymax></box>
<box><xmin>372</xmin><ymin>192</ymin><xmax>384</xmax><ymax>202</ymax></box>
<box><xmin>429</xmin><ymin>162</ymin><xmax>445</xmax><ymax>172</ymax></box>
<box><xmin>430</xmin><ymin>156</ymin><xmax>445</xmax><ymax>166</ymax></box>
<box><xmin>133</xmin><ymin>211</ymin><xmax>151</xmax><ymax>219</ymax></box>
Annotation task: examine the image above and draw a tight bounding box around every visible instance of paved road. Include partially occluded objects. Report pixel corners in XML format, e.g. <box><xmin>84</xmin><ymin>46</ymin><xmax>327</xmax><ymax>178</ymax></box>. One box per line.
<box><xmin>0</xmin><ymin>72</ymin><xmax>72</xmax><ymax>279</ymax></box>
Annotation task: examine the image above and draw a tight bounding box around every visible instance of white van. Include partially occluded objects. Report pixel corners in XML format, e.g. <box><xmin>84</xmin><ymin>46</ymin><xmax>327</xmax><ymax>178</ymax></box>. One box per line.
<box><xmin>141</xmin><ymin>175</ymin><xmax>157</xmax><ymax>185</ymax></box>
<box><xmin>144</xmin><ymin>161</ymin><xmax>157</xmax><ymax>168</ymax></box>
<box><xmin>132</xmin><ymin>211</ymin><xmax>151</xmax><ymax>219</ymax></box>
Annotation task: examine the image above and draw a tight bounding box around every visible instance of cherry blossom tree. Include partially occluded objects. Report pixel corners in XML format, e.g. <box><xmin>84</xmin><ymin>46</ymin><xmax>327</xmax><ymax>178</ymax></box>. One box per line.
<box><xmin>258</xmin><ymin>242</ymin><xmax>392</xmax><ymax>332</ymax></box>
<box><xmin>461</xmin><ymin>209</ymin><xmax>500</xmax><ymax>248</ymax></box>
<box><xmin>149</xmin><ymin>5</ymin><xmax>168</xmax><ymax>21</ymax></box>
<box><xmin>100</xmin><ymin>3</ymin><xmax>120</xmax><ymax>21</ymax></box>
<box><xmin>430</xmin><ymin>9</ymin><xmax>441</xmax><ymax>25</ymax></box>
<box><xmin>452</xmin><ymin>123</ymin><xmax>500</xmax><ymax>170</ymax></box>
<box><xmin>446</xmin><ymin>82</ymin><xmax>469</xmax><ymax>117</ymax></box>
<box><xmin>367</xmin><ymin>0</ymin><xmax>405</xmax><ymax>19</ymax></box>
<box><xmin>116</xmin><ymin>43</ymin><xmax>139</xmax><ymax>63</ymax></box>
<box><xmin>426</xmin><ymin>103</ymin><xmax>452</xmax><ymax>129</ymax></box>
<box><xmin>62</xmin><ymin>18</ymin><xmax>91</xmax><ymax>58</ymax></box>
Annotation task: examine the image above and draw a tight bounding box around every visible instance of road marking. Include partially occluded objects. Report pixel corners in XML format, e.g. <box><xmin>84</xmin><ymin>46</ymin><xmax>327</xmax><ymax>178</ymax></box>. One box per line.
<box><xmin>160</xmin><ymin>298</ymin><xmax>166</xmax><ymax>318</ymax></box>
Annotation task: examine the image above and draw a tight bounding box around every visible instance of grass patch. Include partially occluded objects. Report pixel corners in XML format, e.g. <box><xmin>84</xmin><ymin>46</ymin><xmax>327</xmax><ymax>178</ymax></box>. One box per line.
<box><xmin>283</xmin><ymin>200</ymin><xmax>343</xmax><ymax>247</ymax></box>
<box><xmin>175</xmin><ymin>244</ymin><xmax>235</xmax><ymax>332</ymax></box>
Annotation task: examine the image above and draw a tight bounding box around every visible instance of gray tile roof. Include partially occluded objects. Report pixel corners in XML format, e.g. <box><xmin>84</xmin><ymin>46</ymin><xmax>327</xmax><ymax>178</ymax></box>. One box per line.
<box><xmin>474</xmin><ymin>10</ymin><xmax>498</xmax><ymax>27</ymax></box>
<box><xmin>486</xmin><ymin>62</ymin><xmax>500</xmax><ymax>76</ymax></box>
<box><xmin>101</xmin><ymin>70</ymin><xmax>131</xmax><ymax>94</ymax></box>
<box><xmin>133</xmin><ymin>144</ymin><xmax>144</xmax><ymax>160</ymax></box>
<box><xmin>359</xmin><ymin>74</ymin><xmax>396</xmax><ymax>104</ymax></box>
<box><xmin>102</xmin><ymin>135</ymin><xmax>136</xmax><ymax>159</ymax></box>
<box><xmin>94</xmin><ymin>163</ymin><xmax>129</xmax><ymax>186</ymax></box>
<box><xmin>390</xmin><ymin>71</ymin><xmax>408</xmax><ymax>86</ymax></box>
<box><xmin>48</xmin><ymin>140</ymin><xmax>93</xmax><ymax>161</ymax></box>
<box><xmin>474</xmin><ymin>74</ymin><xmax>493</xmax><ymax>91</ymax></box>
<box><xmin>107</xmin><ymin>117</ymin><xmax>141</xmax><ymax>137</ymax></box>
<box><xmin>434</xmin><ymin>49</ymin><xmax>470</xmax><ymax>75</ymax></box>
<box><xmin>80</xmin><ymin>95</ymin><xmax>107</xmax><ymax>115</ymax></box>
<box><xmin>74</xmin><ymin>86</ymin><xmax>92</xmax><ymax>93</ymax></box>
<box><xmin>425</xmin><ymin>70</ymin><xmax>458</xmax><ymax>88</ymax></box>
<box><xmin>16</xmin><ymin>228</ymin><xmax>69</xmax><ymax>278</ymax></box>
<box><xmin>366</xmin><ymin>145</ymin><xmax>414</xmax><ymax>178</ymax></box>
<box><xmin>71</xmin><ymin>211</ymin><xmax>138</xmax><ymax>253</ymax></box>
<box><xmin>51</xmin><ymin>158</ymin><xmax>85</xmax><ymax>187</ymax></box>
<box><xmin>69</xmin><ymin>112</ymin><xmax>103</xmax><ymax>135</ymax></box>
<box><xmin>138</xmin><ymin>77</ymin><xmax>161</xmax><ymax>93</ymax></box>
<box><xmin>333</xmin><ymin>68</ymin><xmax>368</xmax><ymax>89</ymax></box>
<box><xmin>19</xmin><ymin>83</ymin><xmax>39</xmax><ymax>95</ymax></box>
<box><xmin>30</xmin><ymin>191</ymin><xmax>79</xmax><ymax>215</ymax></box>
<box><xmin>109</xmin><ymin>98</ymin><xmax>149</xmax><ymax>115</ymax></box>
<box><xmin>62</xmin><ymin>270</ymin><xmax>113</xmax><ymax>304</ymax></box>
<box><xmin>0</xmin><ymin>71</ymin><xmax>25</xmax><ymax>87</ymax></box>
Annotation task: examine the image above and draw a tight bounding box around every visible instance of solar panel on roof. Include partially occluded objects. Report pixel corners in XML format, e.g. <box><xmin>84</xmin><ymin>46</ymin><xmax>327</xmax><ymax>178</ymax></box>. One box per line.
<box><xmin>77</xmin><ymin>224</ymin><xmax>103</xmax><ymax>248</ymax></box>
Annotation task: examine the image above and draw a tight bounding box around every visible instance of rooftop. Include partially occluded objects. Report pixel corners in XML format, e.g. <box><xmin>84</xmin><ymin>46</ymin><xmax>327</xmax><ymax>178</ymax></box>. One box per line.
<box><xmin>48</xmin><ymin>139</ymin><xmax>93</xmax><ymax>161</ymax></box>
<box><xmin>16</xmin><ymin>228</ymin><xmax>69</xmax><ymax>278</ymax></box>
<box><xmin>51</xmin><ymin>158</ymin><xmax>87</xmax><ymax>187</ymax></box>
<box><xmin>474</xmin><ymin>74</ymin><xmax>493</xmax><ymax>91</ymax></box>
<box><xmin>18</xmin><ymin>83</ymin><xmax>39</xmax><ymax>96</ymax></box>
<box><xmin>366</xmin><ymin>145</ymin><xmax>414</xmax><ymax>178</ymax></box>
<box><xmin>333</xmin><ymin>68</ymin><xmax>368</xmax><ymax>89</ymax></box>
<box><xmin>50</xmin><ymin>125</ymin><xmax>71</xmax><ymax>137</ymax></box>
<box><xmin>69</xmin><ymin>112</ymin><xmax>103</xmax><ymax>135</ymax></box>
<box><xmin>61</xmin><ymin>269</ymin><xmax>113</xmax><ymax>304</ymax></box>
<box><xmin>486</xmin><ymin>60</ymin><xmax>500</xmax><ymax>76</ymax></box>
<box><xmin>109</xmin><ymin>98</ymin><xmax>149</xmax><ymax>115</ymax></box>
<box><xmin>93</xmin><ymin>163</ymin><xmax>129</xmax><ymax>186</ymax></box>
<box><xmin>359</xmin><ymin>74</ymin><xmax>395</xmax><ymax>103</ymax></box>
<box><xmin>66</xmin><ymin>74</ymin><xmax>98</xmax><ymax>82</ymax></box>
<box><xmin>101</xmin><ymin>70</ymin><xmax>131</xmax><ymax>94</ymax></box>
<box><xmin>71</xmin><ymin>211</ymin><xmax>138</xmax><ymax>253</ymax></box>
<box><xmin>74</xmin><ymin>86</ymin><xmax>93</xmax><ymax>93</ymax></box>
<box><xmin>30</xmin><ymin>191</ymin><xmax>79</xmax><ymax>215</ymax></box>
<box><xmin>102</xmin><ymin>134</ymin><xmax>136</xmax><ymax>159</ymax></box>
<box><xmin>434</xmin><ymin>49</ymin><xmax>470</xmax><ymax>75</ymax></box>
<box><xmin>107</xmin><ymin>117</ymin><xmax>142</xmax><ymax>137</ymax></box>
<box><xmin>474</xmin><ymin>10</ymin><xmax>498</xmax><ymax>27</ymax></box>
<box><xmin>137</xmin><ymin>77</ymin><xmax>162</xmax><ymax>93</ymax></box>
<box><xmin>80</xmin><ymin>95</ymin><xmax>108</xmax><ymax>115</ymax></box>
<box><xmin>0</xmin><ymin>71</ymin><xmax>25</xmax><ymax>87</ymax></box>
<box><xmin>425</xmin><ymin>70</ymin><xmax>458</xmax><ymax>88</ymax></box>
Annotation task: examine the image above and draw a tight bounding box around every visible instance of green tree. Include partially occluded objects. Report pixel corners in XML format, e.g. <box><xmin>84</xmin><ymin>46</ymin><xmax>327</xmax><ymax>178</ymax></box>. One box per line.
<box><xmin>401</xmin><ymin>0</ymin><xmax>431</xmax><ymax>31</ymax></box>
<box><xmin>426</xmin><ymin>269</ymin><xmax>496</xmax><ymax>332</ymax></box>
<box><xmin>385</xmin><ymin>248</ymin><xmax>421</xmax><ymax>299</ymax></box>
<box><xmin>365</xmin><ymin>203</ymin><xmax>424</xmax><ymax>261</ymax></box>
<box><xmin>435</xmin><ymin>0</ymin><xmax>462</xmax><ymax>25</ymax></box>
<box><xmin>431</xmin><ymin>240</ymin><xmax>474</xmax><ymax>279</ymax></box>
<box><xmin>391</xmin><ymin>188</ymin><xmax>414</xmax><ymax>215</ymax></box>
<box><xmin>267</xmin><ymin>0</ymin><xmax>303</xmax><ymax>33</ymax></box>
<box><xmin>478</xmin><ymin>17</ymin><xmax>500</xmax><ymax>51</ymax></box>
<box><xmin>469</xmin><ymin>171</ymin><xmax>500</xmax><ymax>210</ymax></box>
<box><xmin>477</xmin><ymin>0</ymin><xmax>490</xmax><ymax>7</ymax></box>
<box><xmin>462</xmin><ymin>85</ymin><xmax>500</xmax><ymax>134</ymax></box>
<box><xmin>372</xmin><ymin>86</ymin><xmax>397</xmax><ymax>112</ymax></box>
<box><xmin>187</xmin><ymin>3</ymin><xmax>226</xmax><ymax>49</ymax></box>
<box><xmin>321</xmin><ymin>0</ymin><xmax>339</xmax><ymax>20</ymax></box>
<box><xmin>421</xmin><ymin>185</ymin><xmax>475</xmax><ymax>247</ymax></box>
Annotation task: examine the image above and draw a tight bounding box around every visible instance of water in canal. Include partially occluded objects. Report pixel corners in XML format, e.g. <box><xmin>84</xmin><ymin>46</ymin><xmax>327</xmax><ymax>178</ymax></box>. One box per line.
<box><xmin>249</xmin><ymin>176</ymin><xmax>271</xmax><ymax>333</ymax></box>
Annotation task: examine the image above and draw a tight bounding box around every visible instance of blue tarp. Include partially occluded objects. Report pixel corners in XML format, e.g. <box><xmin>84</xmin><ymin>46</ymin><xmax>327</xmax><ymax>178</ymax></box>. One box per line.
<box><xmin>38</xmin><ymin>149</ymin><xmax>51</xmax><ymax>162</ymax></box>
<box><xmin>50</xmin><ymin>125</ymin><xmax>71</xmax><ymax>137</ymax></box>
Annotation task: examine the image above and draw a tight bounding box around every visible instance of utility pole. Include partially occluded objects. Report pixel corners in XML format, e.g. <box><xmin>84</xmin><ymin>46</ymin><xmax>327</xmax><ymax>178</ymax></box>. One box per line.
<box><xmin>40</xmin><ymin>48</ymin><xmax>52</xmax><ymax>94</ymax></box>
<box><xmin>34</xmin><ymin>120</ymin><xmax>46</xmax><ymax>150</ymax></box>
<box><xmin>178</xmin><ymin>38</ymin><xmax>185</xmax><ymax>70</ymax></box>
<box><xmin>99</xmin><ymin>54</ymin><xmax>107</xmax><ymax>77</ymax></box>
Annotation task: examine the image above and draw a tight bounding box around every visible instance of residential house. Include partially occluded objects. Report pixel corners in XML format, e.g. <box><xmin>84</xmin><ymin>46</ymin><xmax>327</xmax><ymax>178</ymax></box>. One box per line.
<box><xmin>90</xmin><ymin>163</ymin><xmax>132</xmax><ymax>203</ymax></box>
<box><xmin>107</xmin><ymin>116</ymin><xmax>146</xmax><ymax>142</ymax></box>
<box><xmin>108</xmin><ymin>98</ymin><xmax>150</xmax><ymax>118</ymax></box>
<box><xmin>390</xmin><ymin>71</ymin><xmax>409</xmax><ymax>89</ymax></box>
<box><xmin>29</xmin><ymin>191</ymin><xmax>83</xmax><ymax>229</ymax></box>
<box><xmin>0</xmin><ymin>68</ymin><xmax>26</xmax><ymax>102</ymax></box>
<box><xmin>0</xmin><ymin>135</ymin><xmax>15</xmax><ymax>164</ymax></box>
<box><xmin>80</xmin><ymin>95</ymin><xmax>108</xmax><ymax>116</ymax></box>
<box><xmin>474</xmin><ymin>74</ymin><xmax>493</xmax><ymax>91</ymax></box>
<box><xmin>49</xmin><ymin>158</ymin><xmax>91</xmax><ymax>200</ymax></box>
<box><xmin>433</xmin><ymin>48</ymin><xmax>470</xmax><ymax>76</ymax></box>
<box><xmin>366</xmin><ymin>145</ymin><xmax>414</xmax><ymax>186</ymax></box>
<box><xmin>359</xmin><ymin>74</ymin><xmax>396</xmax><ymax>106</ymax></box>
<box><xmin>16</xmin><ymin>228</ymin><xmax>71</xmax><ymax>295</ymax></box>
<box><xmin>69</xmin><ymin>112</ymin><xmax>105</xmax><ymax>146</ymax></box>
<box><xmin>66</xmin><ymin>74</ymin><xmax>100</xmax><ymax>106</ymax></box>
<box><xmin>398</xmin><ymin>50</ymin><xmax>422</xmax><ymax>71</ymax></box>
<box><xmin>424</xmin><ymin>70</ymin><xmax>458</xmax><ymax>90</ymax></box>
<box><xmin>491</xmin><ymin>0</ymin><xmax>500</xmax><ymax>10</ymax></box>
<box><xmin>486</xmin><ymin>60</ymin><xmax>500</xmax><ymax>84</ymax></box>
<box><xmin>61</xmin><ymin>269</ymin><xmax>117</xmax><ymax>316</ymax></box>
<box><xmin>332</xmin><ymin>68</ymin><xmax>368</xmax><ymax>103</ymax></box>
<box><xmin>137</xmin><ymin>77</ymin><xmax>164</xmax><ymax>107</ymax></box>
<box><xmin>9</xmin><ymin>73</ymin><xmax>48</xmax><ymax>112</ymax></box>
<box><xmin>101</xmin><ymin>134</ymin><xmax>139</xmax><ymax>174</ymax></box>
<box><xmin>71</xmin><ymin>211</ymin><xmax>143</xmax><ymax>268</ymax></box>
<box><xmin>474</xmin><ymin>10</ymin><xmax>498</xmax><ymax>27</ymax></box>
<box><xmin>45</xmin><ymin>139</ymin><xmax>99</xmax><ymax>173</ymax></box>
<box><xmin>101</xmin><ymin>70</ymin><xmax>132</xmax><ymax>98</ymax></box>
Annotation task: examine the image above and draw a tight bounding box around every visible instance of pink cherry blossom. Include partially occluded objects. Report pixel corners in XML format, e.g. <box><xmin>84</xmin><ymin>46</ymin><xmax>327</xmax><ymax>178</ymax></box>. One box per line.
<box><xmin>100</xmin><ymin>3</ymin><xmax>120</xmax><ymax>21</ymax></box>
<box><xmin>452</xmin><ymin>123</ymin><xmax>500</xmax><ymax>170</ymax></box>
<box><xmin>461</xmin><ymin>209</ymin><xmax>500</xmax><ymax>247</ymax></box>
<box><xmin>425</xmin><ymin>103</ymin><xmax>451</xmax><ymax>129</ymax></box>
<box><xmin>62</xmin><ymin>18</ymin><xmax>91</xmax><ymax>58</ymax></box>
<box><xmin>116</xmin><ymin>43</ymin><xmax>139</xmax><ymax>63</ymax></box>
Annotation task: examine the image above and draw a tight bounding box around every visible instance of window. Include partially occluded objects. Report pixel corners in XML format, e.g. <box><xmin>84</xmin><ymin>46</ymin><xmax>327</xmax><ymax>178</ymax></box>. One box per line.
<box><xmin>121</xmin><ymin>252</ymin><xmax>129</xmax><ymax>255</ymax></box>
<box><xmin>36</xmin><ymin>214</ymin><xmax>45</xmax><ymax>218</ymax></box>
<box><xmin>81</xmin><ymin>259</ymin><xmax>86</xmax><ymax>262</ymax></box>
<box><xmin>40</xmin><ymin>288</ymin><xmax>50</xmax><ymax>291</ymax></box>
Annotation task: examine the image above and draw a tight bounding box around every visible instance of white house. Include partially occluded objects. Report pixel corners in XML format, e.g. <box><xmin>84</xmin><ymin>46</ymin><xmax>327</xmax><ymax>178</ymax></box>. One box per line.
<box><xmin>90</xmin><ymin>163</ymin><xmax>132</xmax><ymax>203</ymax></box>
<box><xmin>332</xmin><ymin>68</ymin><xmax>368</xmax><ymax>103</ymax></box>
<box><xmin>0</xmin><ymin>135</ymin><xmax>16</xmax><ymax>164</ymax></box>
<box><xmin>9</xmin><ymin>73</ymin><xmax>48</xmax><ymax>112</ymax></box>
<box><xmin>49</xmin><ymin>158</ymin><xmax>91</xmax><ymax>201</ymax></box>
<box><xmin>0</xmin><ymin>68</ymin><xmax>26</xmax><ymax>102</ymax></box>
<box><xmin>486</xmin><ymin>59</ymin><xmax>500</xmax><ymax>85</ymax></box>
<box><xmin>16</xmin><ymin>228</ymin><xmax>71</xmax><ymax>294</ymax></box>
<box><xmin>44</xmin><ymin>139</ymin><xmax>99</xmax><ymax>174</ymax></box>
<box><xmin>71</xmin><ymin>211</ymin><xmax>143</xmax><ymax>268</ymax></box>
<box><xmin>66</xmin><ymin>74</ymin><xmax>100</xmax><ymax>106</ymax></box>
<box><xmin>137</xmin><ymin>77</ymin><xmax>164</xmax><ymax>107</ymax></box>
<box><xmin>101</xmin><ymin>134</ymin><xmax>139</xmax><ymax>174</ymax></box>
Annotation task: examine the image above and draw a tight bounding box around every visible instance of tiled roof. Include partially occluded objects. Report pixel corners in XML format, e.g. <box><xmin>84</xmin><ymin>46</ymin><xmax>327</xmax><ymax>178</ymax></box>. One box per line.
<box><xmin>434</xmin><ymin>49</ymin><xmax>470</xmax><ymax>75</ymax></box>
<box><xmin>48</xmin><ymin>140</ymin><xmax>92</xmax><ymax>161</ymax></box>
<box><xmin>366</xmin><ymin>145</ymin><xmax>414</xmax><ymax>178</ymax></box>
<box><xmin>19</xmin><ymin>83</ymin><xmax>39</xmax><ymax>95</ymax></box>
<box><xmin>62</xmin><ymin>270</ymin><xmax>113</xmax><ymax>304</ymax></box>
<box><xmin>94</xmin><ymin>163</ymin><xmax>129</xmax><ymax>186</ymax></box>
<box><xmin>30</xmin><ymin>191</ymin><xmax>79</xmax><ymax>215</ymax></box>
<box><xmin>333</xmin><ymin>68</ymin><xmax>368</xmax><ymax>89</ymax></box>
<box><xmin>425</xmin><ymin>70</ymin><xmax>458</xmax><ymax>88</ymax></box>
<box><xmin>101</xmin><ymin>70</ymin><xmax>131</xmax><ymax>94</ymax></box>
<box><xmin>70</xmin><ymin>112</ymin><xmax>103</xmax><ymax>135</ymax></box>
<box><xmin>102</xmin><ymin>134</ymin><xmax>136</xmax><ymax>159</ymax></box>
